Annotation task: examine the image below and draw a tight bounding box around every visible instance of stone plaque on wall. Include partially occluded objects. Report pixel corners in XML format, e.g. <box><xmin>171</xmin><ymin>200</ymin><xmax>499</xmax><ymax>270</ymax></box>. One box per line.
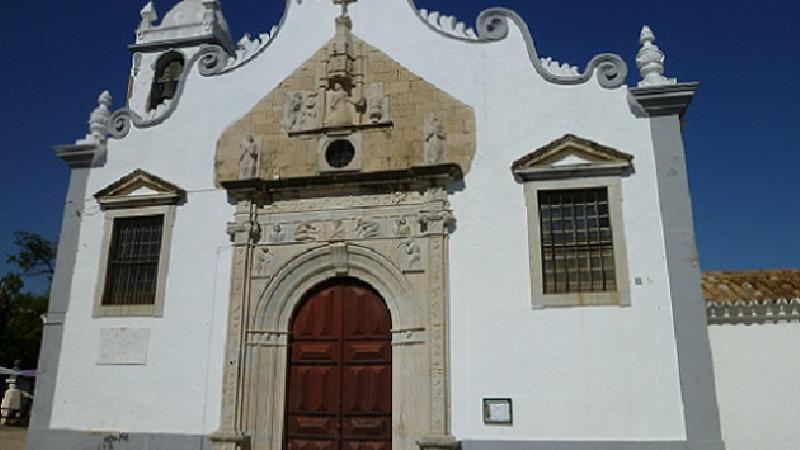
<box><xmin>96</xmin><ymin>328</ymin><xmax>150</xmax><ymax>366</ymax></box>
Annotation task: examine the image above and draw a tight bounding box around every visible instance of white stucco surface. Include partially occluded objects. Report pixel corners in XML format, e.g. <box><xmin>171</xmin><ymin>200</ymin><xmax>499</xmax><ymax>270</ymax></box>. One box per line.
<box><xmin>50</xmin><ymin>0</ymin><xmax>699</xmax><ymax>443</ymax></box>
<box><xmin>709</xmin><ymin>323</ymin><xmax>800</xmax><ymax>450</ymax></box>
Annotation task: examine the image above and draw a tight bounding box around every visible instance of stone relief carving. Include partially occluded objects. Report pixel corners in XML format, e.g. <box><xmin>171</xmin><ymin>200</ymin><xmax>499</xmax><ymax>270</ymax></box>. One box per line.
<box><xmin>398</xmin><ymin>240</ymin><xmax>423</xmax><ymax>273</ymax></box>
<box><xmin>356</xmin><ymin>218</ymin><xmax>382</xmax><ymax>239</ymax></box>
<box><xmin>328</xmin><ymin>219</ymin><xmax>348</xmax><ymax>240</ymax></box>
<box><xmin>239</xmin><ymin>135</ymin><xmax>261</xmax><ymax>180</ymax></box>
<box><xmin>246</xmin><ymin>330</ymin><xmax>289</xmax><ymax>347</ymax></box>
<box><xmin>269</xmin><ymin>224</ymin><xmax>288</xmax><ymax>243</ymax></box>
<box><xmin>253</xmin><ymin>247</ymin><xmax>275</xmax><ymax>278</ymax></box>
<box><xmin>394</xmin><ymin>218</ymin><xmax>412</xmax><ymax>237</ymax></box>
<box><xmin>294</xmin><ymin>223</ymin><xmax>320</xmax><ymax>242</ymax></box>
<box><xmin>263</xmin><ymin>192</ymin><xmax>425</xmax><ymax>213</ymax></box>
<box><xmin>283</xmin><ymin>91</ymin><xmax>320</xmax><ymax>133</ymax></box>
<box><xmin>424</xmin><ymin>114</ymin><xmax>447</xmax><ymax>164</ymax></box>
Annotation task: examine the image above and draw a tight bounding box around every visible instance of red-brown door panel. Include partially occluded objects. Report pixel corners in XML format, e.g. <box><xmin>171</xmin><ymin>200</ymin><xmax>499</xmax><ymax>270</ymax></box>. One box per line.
<box><xmin>287</xmin><ymin>366</ymin><xmax>340</xmax><ymax>414</ymax></box>
<box><xmin>342</xmin><ymin>441</ymin><xmax>392</xmax><ymax>450</ymax></box>
<box><xmin>342</xmin><ymin>366</ymin><xmax>391</xmax><ymax>414</ymax></box>
<box><xmin>287</xmin><ymin>439</ymin><xmax>339</xmax><ymax>450</ymax></box>
<box><xmin>287</xmin><ymin>415</ymin><xmax>340</xmax><ymax>438</ymax></box>
<box><xmin>341</xmin><ymin>417</ymin><xmax>392</xmax><ymax>439</ymax></box>
<box><xmin>343</xmin><ymin>341</ymin><xmax>391</xmax><ymax>362</ymax></box>
<box><xmin>292</xmin><ymin>341</ymin><xmax>341</xmax><ymax>363</ymax></box>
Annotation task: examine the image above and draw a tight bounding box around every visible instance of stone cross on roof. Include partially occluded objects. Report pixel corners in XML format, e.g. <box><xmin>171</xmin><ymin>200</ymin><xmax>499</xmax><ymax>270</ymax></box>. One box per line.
<box><xmin>333</xmin><ymin>0</ymin><xmax>357</xmax><ymax>17</ymax></box>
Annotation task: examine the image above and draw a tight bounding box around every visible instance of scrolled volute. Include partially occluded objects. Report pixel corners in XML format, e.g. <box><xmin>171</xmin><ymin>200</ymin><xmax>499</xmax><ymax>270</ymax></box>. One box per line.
<box><xmin>476</xmin><ymin>9</ymin><xmax>510</xmax><ymax>40</ymax></box>
<box><xmin>109</xmin><ymin>108</ymin><xmax>133</xmax><ymax>139</ymax></box>
<box><xmin>198</xmin><ymin>44</ymin><xmax>229</xmax><ymax>76</ymax></box>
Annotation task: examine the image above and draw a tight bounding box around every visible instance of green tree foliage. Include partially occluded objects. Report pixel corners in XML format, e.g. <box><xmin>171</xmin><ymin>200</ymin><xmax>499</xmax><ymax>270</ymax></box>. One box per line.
<box><xmin>0</xmin><ymin>232</ymin><xmax>55</xmax><ymax>369</ymax></box>
<box><xmin>7</xmin><ymin>232</ymin><xmax>56</xmax><ymax>280</ymax></box>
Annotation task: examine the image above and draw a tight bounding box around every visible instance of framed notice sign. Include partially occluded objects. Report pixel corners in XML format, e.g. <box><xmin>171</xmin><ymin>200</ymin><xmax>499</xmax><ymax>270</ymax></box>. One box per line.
<box><xmin>483</xmin><ymin>398</ymin><xmax>513</xmax><ymax>425</ymax></box>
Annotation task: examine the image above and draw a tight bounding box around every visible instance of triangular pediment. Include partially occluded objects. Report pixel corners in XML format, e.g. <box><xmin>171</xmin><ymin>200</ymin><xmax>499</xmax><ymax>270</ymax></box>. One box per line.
<box><xmin>95</xmin><ymin>169</ymin><xmax>185</xmax><ymax>209</ymax></box>
<box><xmin>512</xmin><ymin>134</ymin><xmax>633</xmax><ymax>181</ymax></box>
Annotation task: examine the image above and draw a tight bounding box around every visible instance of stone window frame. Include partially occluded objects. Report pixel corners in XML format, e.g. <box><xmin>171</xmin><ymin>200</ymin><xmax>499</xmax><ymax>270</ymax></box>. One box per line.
<box><xmin>92</xmin><ymin>169</ymin><xmax>185</xmax><ymax>318</ymax></box>
<box><xmin>93</xmin><ymin>204</ymin><xmax>177</xmax><ymax>318</ymax></box>
<box><xmin>317</xmin><ymin>133</ymin><xmax>363</xmax><ymax>173</ymax></box>
<box><xmin>522</xmin><ymin>177</ymin><xmax>631</xmax><ymax>308</ymax></box>
<box><xmin>512</xmin><ymin>134</ymin><xmax>634</xmax><ymax>309</ymax></box>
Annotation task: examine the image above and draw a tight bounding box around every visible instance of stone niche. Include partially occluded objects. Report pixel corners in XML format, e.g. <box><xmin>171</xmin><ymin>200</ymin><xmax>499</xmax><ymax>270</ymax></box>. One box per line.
<box><xmin>214</xmin><ymin>36</ymin><xmax>477</xmax><ymax>184</ymax></box>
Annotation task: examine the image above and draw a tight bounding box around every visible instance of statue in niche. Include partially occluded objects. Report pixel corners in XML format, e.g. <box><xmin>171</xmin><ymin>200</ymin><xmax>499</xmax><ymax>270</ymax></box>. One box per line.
<box><xmin>253</xmin><ymin>247</ymin><xmax>275</xmax><ymax>278</ymax></box>
<box><xmin>325</xmin><ymin>83</ymin><xmax>364</xmax><ymax>127</ymax></box>
<box><xmin>424</xmin><ymin>114</ymin><xmax>447</xmax><ymax>164</ymax></box>
<box><xmin>356</xmin><ymin>218</ymin><xmax>381</xmax><ymax>239</ymax></box>
<box><xmin>238</xmin><ymin>135</ymin><xmax>260</xmax><ymax>179</ymax></box>
<box><xmin>399</xmin><ymin>240</ymin><xmax>423</xmax><ymax>272</ymax></box>
<box><xmin>294</xmin><ymin>223</ymin><xmax>320</xmax><ymax>242</ymax></box>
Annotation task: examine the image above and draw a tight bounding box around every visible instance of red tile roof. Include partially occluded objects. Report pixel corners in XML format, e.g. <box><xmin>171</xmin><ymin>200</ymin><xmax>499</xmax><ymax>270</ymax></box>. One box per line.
<box><xmin>702</xmin><ymin>270</ymin><xmax>800</xmax><ymax>303</ymax></box>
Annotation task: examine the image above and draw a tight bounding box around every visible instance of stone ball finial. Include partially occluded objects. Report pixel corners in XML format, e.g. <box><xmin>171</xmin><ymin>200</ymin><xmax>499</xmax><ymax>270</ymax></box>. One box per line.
<box><xmin>636</xmin><ymin>25</ymin><xmax>677</xmax><ymax>87</ymax></box>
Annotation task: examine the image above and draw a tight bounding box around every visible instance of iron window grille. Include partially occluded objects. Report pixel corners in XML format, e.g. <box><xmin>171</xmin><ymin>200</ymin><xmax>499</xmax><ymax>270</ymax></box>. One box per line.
<box><xmin>102</xmin><ymin>215</ymin><xmax>165</xmax><ymax>306</ymax></box>
<box><xmin>538</xmin><ymin>188</ymin><xmax>617</xmax><ymax>294</ymax></box>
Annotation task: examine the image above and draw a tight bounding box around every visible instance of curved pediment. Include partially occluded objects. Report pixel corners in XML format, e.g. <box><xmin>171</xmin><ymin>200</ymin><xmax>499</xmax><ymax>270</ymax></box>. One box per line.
<box><xmin>215</xmin><ymin>35</ymin><xmax>476</xmax><ymax>186</ymax></box>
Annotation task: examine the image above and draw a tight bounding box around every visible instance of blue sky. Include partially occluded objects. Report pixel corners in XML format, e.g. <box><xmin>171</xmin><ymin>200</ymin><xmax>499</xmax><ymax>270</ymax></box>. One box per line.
<box><xmin>1</xmin><ymin>0</ymin><xmax>798</xmax><ymax>292</ymax></box>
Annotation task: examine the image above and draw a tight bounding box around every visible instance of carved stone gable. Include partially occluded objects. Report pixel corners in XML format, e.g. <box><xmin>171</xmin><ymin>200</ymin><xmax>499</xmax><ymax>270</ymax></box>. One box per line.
<box><xmin>94</xmin><ymin>169</ymin><xmax>185</xmax><ymax>209</ymax></box>
<box><xmin>512</xmin><ymin>134</ymin><xmax>634</xmax><ymax>181</ymax></box>
<box><xmin>215</xmin><ymin>38</ymin><xmax>476</xmax><ymax>184</ymax></box>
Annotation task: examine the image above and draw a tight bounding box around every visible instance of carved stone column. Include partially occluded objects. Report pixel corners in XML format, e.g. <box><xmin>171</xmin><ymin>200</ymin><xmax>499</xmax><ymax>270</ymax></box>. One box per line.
<box><xmin>212</xmin><ymin>200</ymin><xmax>259</xmax><ymax>450</ymax></box>
<box><xmin>418</xmin><ymin>188</ymin><xmax>458</xmax><ymax>449</ymax></box>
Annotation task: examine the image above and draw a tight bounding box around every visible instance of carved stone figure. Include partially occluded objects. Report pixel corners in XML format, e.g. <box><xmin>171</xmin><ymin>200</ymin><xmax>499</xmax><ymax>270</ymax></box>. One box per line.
<box><xmin>238</xmin><ymin>135</ymin><xmax>260</xmax><ymax>179</ymax></box>
<box><xmin>294</xmin><ymin>223</ymin><xmax>320</xmax><ymax>242</ymax></box>
<box><xmin>253</xmin><ymin>247</ymin><xmax>275</xmax><ymax>277</ymax></box>
<box><xmin>366</xmin><ymin>83</ymin><xmax>388</xmax><ymax>124</ymax></box>
<box><xmin>325</xmin><ymin>83</ymin><xmax>359</xmax><ymax>127</ymax></box>
<box><xmin>356</xmin><ymin>218</ymin><xmax>381</xmax><ymax>239</ymax></box>
<box><xmin>424</xmin><ymin>114</ymin><xmax>447</xmax><ymax>164</ymax></box>
<box><xmin>329</xmin><ymin>219</ymin><xmax>347</xmax><ymax>240</ymax></box>
<box><xmin>399</xmin><ymin>240</ymin><xmax>423</xmax><ymax>272</ymax></box>
<box><xmin>283</xmin><ymin>91</ymin><xmax>320</xmax><ymax>133</ymax></box>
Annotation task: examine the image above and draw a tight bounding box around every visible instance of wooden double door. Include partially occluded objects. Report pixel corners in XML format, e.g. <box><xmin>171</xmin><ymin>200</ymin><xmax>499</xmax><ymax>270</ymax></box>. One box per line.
<box><xmin>285</xmin><ymin>279</ymin><xmax>392</xmax><ymax>450</ymax></box>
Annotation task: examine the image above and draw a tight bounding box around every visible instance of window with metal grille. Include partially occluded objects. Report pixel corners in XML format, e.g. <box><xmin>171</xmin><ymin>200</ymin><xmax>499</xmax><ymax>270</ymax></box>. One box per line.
<box><xmin>538</xmin><ymin>188</ymin><xmax>616</xmax><ymax>294</ymax></box>
<box><xmin>102</xmin><ymin>215</ymin><xmax>164</xmax><ymax>306</ymax></box>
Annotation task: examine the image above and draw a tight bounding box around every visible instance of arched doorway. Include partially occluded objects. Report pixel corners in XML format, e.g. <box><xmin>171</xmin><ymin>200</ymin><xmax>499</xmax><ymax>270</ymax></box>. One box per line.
<box><xmin>285</xmin><ymin>278</ymin><xmax>392</xmax><ymax>450</ymax></box>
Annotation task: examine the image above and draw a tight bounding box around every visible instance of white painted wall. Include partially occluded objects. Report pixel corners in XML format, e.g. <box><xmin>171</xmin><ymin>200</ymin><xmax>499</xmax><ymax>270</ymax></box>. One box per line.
<box><xmin>52</xmin><ymin>0</ymin><xmax>695</xmax><ymax>442</ymax></box>
<box><xmin>709</xmin><ymin>323</ymin><xmax>800</xmax><ymax>450</ymax></box>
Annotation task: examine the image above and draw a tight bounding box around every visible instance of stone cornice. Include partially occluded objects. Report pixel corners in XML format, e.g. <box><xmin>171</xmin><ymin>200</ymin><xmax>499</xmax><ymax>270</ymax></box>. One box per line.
<box><xmin>629</xmin><ymin>82</ymin><xmax>700</xmax><ymax>118</ymax></box>
<box><xmin>221</xmin><ymin>164</ymin><xmax>462</xmax><ymax>202</ymax></box>
<box><xmin>707</xmin><ymin>298</ymin><xmax>800</xmax><ymax>325</ymax></box>
<box><xmin>54</xmin><ymin>143</ymin><xmax>105</xmax><ymax>169</ymax></box>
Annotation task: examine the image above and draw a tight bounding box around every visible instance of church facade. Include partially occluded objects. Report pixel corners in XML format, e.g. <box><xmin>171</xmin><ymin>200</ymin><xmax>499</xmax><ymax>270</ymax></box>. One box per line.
<box><xmin>29</xmin><ymin>1</ymin><xmax>736</xmax><ymax>449</ymax></box>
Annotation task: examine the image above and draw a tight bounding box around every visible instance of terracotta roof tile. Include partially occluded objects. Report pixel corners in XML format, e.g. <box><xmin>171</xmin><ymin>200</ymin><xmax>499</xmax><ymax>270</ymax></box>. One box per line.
<box><xmin>702</xmin><ymin>270</ymin><xmax>800</xmax><ymax>303</ymax></box>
